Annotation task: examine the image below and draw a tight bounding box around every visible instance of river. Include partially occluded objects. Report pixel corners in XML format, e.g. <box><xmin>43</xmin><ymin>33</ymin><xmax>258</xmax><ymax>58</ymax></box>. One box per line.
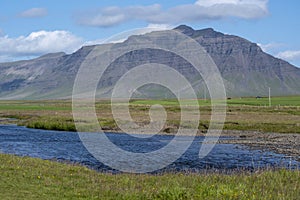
<box><xmin>0</xmin><ymin>124</ymin><xmax>298</xmax><ymax>173</ymax></box>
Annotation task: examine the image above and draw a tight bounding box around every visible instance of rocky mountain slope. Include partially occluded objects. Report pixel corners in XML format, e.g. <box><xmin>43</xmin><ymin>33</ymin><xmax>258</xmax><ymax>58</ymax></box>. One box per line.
<box><xmin>1</xmin><ymin>25</ymin><xmax>300</xmax><ymax>99</ymax></box>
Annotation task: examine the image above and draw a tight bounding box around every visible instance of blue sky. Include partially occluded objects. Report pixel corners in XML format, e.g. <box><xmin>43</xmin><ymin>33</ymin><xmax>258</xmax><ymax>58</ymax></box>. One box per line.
<box><xmin>1</xmin><ymin>0</ymin><xmax>300</xmax><ymax>66</ymax></box>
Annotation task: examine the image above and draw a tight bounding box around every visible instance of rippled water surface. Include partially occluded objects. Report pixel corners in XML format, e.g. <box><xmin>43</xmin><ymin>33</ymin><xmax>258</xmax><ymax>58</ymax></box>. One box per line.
<box><xmin>0</xmin><ymin>125</ymin><xmax>298</xmax><ymax>173</ymax></box>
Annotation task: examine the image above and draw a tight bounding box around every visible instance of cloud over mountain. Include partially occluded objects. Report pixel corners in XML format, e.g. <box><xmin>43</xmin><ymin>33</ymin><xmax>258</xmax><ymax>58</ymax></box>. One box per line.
<box><xmin>277</xmin><ymin>50</ymin><xmax>300</xmax><ymax>62</ymax></box>
<box><xmin>0</xmin><ymin>30</ymin><xmax>82</xmax><ymax>61</ymax></box>
<box><xmin>1</xmin><ymin>25</ymin><xmax>300</xmax><ymax>100</ymax></box>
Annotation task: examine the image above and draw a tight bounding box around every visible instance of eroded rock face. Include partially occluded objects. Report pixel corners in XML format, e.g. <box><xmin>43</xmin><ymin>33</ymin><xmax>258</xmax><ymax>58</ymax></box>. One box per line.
<box><xmin>1</xmin><ymin>25</ymin><xmax>300</xmax><ymax>99</ymax></box>
<box><xmin>174</xmin><ymin>25</ymin><xmax>300</xmax><ymax>97</ymax></box>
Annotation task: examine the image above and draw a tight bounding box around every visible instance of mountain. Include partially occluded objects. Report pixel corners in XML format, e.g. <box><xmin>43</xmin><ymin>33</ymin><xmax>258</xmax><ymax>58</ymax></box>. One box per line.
<box><xmin>1</xmin><ymin>25</ymin><xmax>300</xmax><ymax>99</ymax></box>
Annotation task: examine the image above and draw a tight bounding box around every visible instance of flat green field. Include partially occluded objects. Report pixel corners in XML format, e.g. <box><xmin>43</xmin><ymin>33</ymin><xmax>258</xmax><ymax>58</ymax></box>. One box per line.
<box><xmin>227</xmin><ymin>96</ymin><xmax>300</xmax><ymax>106</ymax></box>
<box><xmin>131</xmin><ymin>96</ymin><xmax>300</xmax><ymax>106</ymax></box>
<box><xmin>1</xmin><ymin>96</ymin><xmax>300</xmax><ymax>133</ymax></box>
<box><xmin>0</xmin><ymin>96</ymin><xmax>299</xmax><ymax>110</ymax></box>
<box><xmin>1</xmin><ymin>154</ymin><xmax>299</xmax><ymax>200</ymax></box>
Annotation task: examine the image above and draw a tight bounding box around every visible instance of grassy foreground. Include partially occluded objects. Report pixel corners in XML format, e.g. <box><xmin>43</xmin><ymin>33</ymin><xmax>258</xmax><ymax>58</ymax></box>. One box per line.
<box><xmin>0</xmin><ymin>154</ymin><xmax>299</xmax><ymax>200</ymax></box>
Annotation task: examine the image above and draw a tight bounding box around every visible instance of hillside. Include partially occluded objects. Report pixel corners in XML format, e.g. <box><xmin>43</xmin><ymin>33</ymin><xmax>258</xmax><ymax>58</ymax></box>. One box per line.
<box><xmin>1</xmin><ymin>25</ymin><xmax>300</xmax><ymax>99</ymax></box>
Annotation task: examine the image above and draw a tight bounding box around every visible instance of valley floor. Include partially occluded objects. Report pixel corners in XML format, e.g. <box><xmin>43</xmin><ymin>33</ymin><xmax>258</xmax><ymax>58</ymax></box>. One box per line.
<box><xmin>0</xmin><ymin>97</ymin><xmax>300</xmax><ymax>199</ymax></box>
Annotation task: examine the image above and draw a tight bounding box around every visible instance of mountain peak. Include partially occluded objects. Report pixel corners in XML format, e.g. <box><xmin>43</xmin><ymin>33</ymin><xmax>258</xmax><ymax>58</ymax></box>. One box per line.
<box><xmin>195</xmin><ymin>28</ymin><xmax>225</xmax><ymax>38</ymax></box>
<box><xmin>174</xmin><ymin>25</ymin><xmax>194</xmax><ymax>31</ymax></box>
<box><xmin>1</xmin><ymin>26</ymin><xmax>300</xmax><ymax>99</ymax></box>
<box><xmin>174</xmin><ymin>25</ymin><xmax>195</xmax><ymax>36</ymax></box>
<box><xmin>174</xmin><ymin>25</ymin><xmax>224</xmax><ymax>38</ymax></box>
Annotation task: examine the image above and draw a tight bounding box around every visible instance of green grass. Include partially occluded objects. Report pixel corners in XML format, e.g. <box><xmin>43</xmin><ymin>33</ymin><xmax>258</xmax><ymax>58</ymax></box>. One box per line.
<box><xmin>0</xmin><ymin>154</ymin><xmax>299</xmax><ymax>200</ymax></box>
<box><xmin>0</xmin><ymin>100</ymin><xmax>72</xmax><ymax>111</ymax></box>
<box><xmin>130</xmin><ymin>99</ymin><xmax>210</xmax><ymax>106</ymax></box>
<box><xmin>227</xmin><ymin>96</ymin><xmax>300</xmax><ymax>106</ymax></box>
<box><xmin>131</xmin><ymin>96</ymin><xmax>300</xmax><ymax>107</ymax></box>
<box><xmin>23</xmin><ymin>116</ymin><xmax>77</xmax><ymax>132</ymax></box>
<box><xmin>1</xmin><ymin>96</ymin><xmax>299</xmax><ymax>110</ymax></box>
<box><xmin>1</xmin><ymin>96</ymin><xmax>300</xmax><ymax>133</ymax></box>
<box><xmin>21</xmin><ymin>117</ymin><xmax>300</xmax><ymax>134</ymax></box>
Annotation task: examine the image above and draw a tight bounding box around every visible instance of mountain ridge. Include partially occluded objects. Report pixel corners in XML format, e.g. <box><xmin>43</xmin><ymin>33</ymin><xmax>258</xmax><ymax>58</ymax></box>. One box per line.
<box><xmin>1</xmin><ymin>25</ymin><xmax>300</xmax><ymax>99</ymax></box>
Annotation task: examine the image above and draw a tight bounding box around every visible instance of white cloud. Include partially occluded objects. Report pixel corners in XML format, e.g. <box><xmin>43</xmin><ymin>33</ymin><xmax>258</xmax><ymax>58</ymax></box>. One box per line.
<box><xmin>258</xmin><ymin>42</ymin><xmax>284</xmax><ymax>52</ymax></box>
<box><xmin>83</xmin><ymin>38</ymin><xmax>104</xmax><ymax>46</ymax></box>
<box><xmin>76</xmin><ymin>5</ymin><xmax>161</xmax><ymax>27</ymax></box>
<box><xmin>277</xmin><ymin>50</ymin><xmax>300</xmax><ymax>61</ymax></box>
<box><xmin>19</xmin><ymin>8</ymin><xmax>48</xmax><ymax>18</ymax></box>
<box><xmin>256</xmin><ymin>43</ymin><xmax>300</xmax><ymax>66</ymax></box>
<box><xmin>196</xmin><ymin>0</ymin><xmax>267</xmax><ymax>10</ymax></box>
<box><xmin>0</xmin><ymin>30</ymin><xmax>83</xmax><ymax>61</ymax></box>
<box><xmin>194</xmin><ymin>0</ymin><xmax>268</xmax><ymax>19</ymax></box>
<box><xmin>146</xmin><ymin>23</ymin><xmax>173</xmax><ymax>30</ymax></box>
<box><xmin>75</xmin><ymin>1</ymin><xmax>269</xmax><ymax>27</ymax></box>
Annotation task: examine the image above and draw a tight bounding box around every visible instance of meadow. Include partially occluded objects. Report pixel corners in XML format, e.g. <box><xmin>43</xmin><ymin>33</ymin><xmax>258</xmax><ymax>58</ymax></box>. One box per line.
<box><xmin>1</xmin><ymin>153</ymin><xmax>299</xmax><ymax>200</ymax></box>
<box><xmin>1</xmin><ymin>96</ymin><xmax>300</xmax><ymax>133</ymax></box>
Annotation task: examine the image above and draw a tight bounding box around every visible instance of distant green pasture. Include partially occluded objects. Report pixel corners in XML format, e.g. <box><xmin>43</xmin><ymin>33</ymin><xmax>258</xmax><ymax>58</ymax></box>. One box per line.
<box><xmin>131</xmin><ymin>96</ymin><xmax>300</xmax><ymax>107</ymax></box>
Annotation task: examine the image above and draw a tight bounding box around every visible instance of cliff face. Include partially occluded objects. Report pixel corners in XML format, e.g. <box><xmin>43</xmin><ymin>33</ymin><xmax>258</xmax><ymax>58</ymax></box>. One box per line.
<box><xmin>1</xmin><ymin>25</ymin><xmax>300</xmax><ymax>99</ymax></box>
<box><xmin>175</xmin><ymin>25</ymin><xmax>300</xmax><ymax>97</ymax></box>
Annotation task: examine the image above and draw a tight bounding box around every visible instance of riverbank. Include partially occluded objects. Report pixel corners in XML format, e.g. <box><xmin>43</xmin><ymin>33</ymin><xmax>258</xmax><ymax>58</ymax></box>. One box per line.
<box><xmin>2</xmin><ymin>115</ymin><xmax>299</xmax><ymax>161</ymax></box>
<box><xmin>3</xmin><ymin>124</ymin><xmax>299</xmax><ymax>174</ymax></box>
<box><xmin>219</xmin><ymin>130</ymin><xmax>300</xmax><ymax>161</ymax></box>
<box><xmin>1</xmin><ymin>99</ymin><xmax>300</xmax><ymax>165</ymax></box>
<box><xmin>1</xmin><ymin>153</ymin><xmax>299</xmax><ymax>199</ymax></box>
